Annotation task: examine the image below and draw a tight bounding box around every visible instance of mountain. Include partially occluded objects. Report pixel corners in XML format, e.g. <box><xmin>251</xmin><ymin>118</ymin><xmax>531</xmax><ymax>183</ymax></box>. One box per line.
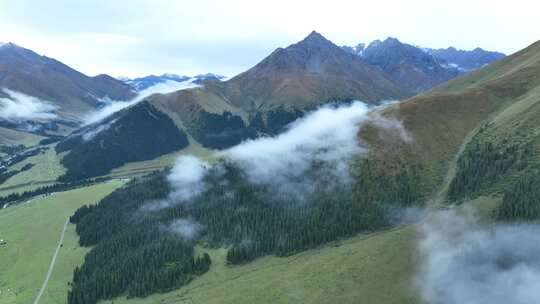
<box><xmin>59</xmin><ymin>37</ymin><xmax>540</xmax><ymax>304</ymax></box>
<box><xmin>361</xmin><ymin>37</ymin><xmax>460</xmax><ymax>94</ymax></box>
<box><xmin>427</xmin><ymin>46</ymin><xmax>506</xmax><ymax>70</ymax></box>
<box><xmin>342</xmin><ymin>38</ymin><xmax>505</xmax><ymax>94</ymax></box>
<box><xmin>123</xmin><ymin>74</ymin><xmax>190</xmax><ymax>91</ymax></box>
<box><xmin>361</xmin><ymin>39</ymin><xmax>540</xmax><ymax>203</ymax></box>
<box><xmin>218</xmin><ymin>31</ymin><xmax>405</xmax><ymax>111</ymax></box>
<box><xmin>0</xmin><ymin>42</ymin><xmax>136</xmax><ymax>132</ymax></box>
<box><xmin>123</xmin><ymin>73</ymin><xmax>225</xmax><ymax>91</ymax></box>
<box><xmin>56</xmin><ymin>31</ymin><xmax>408</xmax><ymax>179</ymax></box>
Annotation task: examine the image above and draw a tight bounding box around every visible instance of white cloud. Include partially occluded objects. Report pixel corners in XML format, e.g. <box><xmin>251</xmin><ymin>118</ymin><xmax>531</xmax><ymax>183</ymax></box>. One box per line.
<box><xmin>143</xmin><ymin>101</ymin><xmax>411</xmax><ymax>211</ymax></box>
<box><xmin>0</xmin><ymin>89</ymin><xmax>57</xmax><ymax>121</ymax></box>
<box><xmin>221</xmin><ymin>102</ymin><xmax>371</xmax><ymax>192</ymax></box>
<box><xmin>83</xmin><ymin>79</ymin><xmax>199</xmax><ymax>125</ymax></box>
<box><xmin>417</xmin><ymin>209</ymin><xmax>540</xmax><ymax>304</ymax></box>
<box><xmin>167</xmin><ymin>155</ymin><xmax>210</xmax><ymax>202</ymax></box>
<box><xmin>166</xmin><ymin>218</ymin><xmax>205</xmax><ymax>241</ymax></box>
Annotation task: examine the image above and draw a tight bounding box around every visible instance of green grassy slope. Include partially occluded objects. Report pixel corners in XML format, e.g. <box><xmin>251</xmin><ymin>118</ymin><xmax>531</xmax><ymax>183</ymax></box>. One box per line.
<box><xmin>104</xmin><ymin>226</ymin><xmax>418</xmax><ymax>304</ymax></box>
<box><xmin>0</xmin><ymin>127</ymin><xmax>44</xmax><ymax>147</ymax></box>
<box><xmin>0</xmin><ymin>181</ymin><xmax>125</xmax><ymax>304</ymax></box>
<box><xmin>370</xmin><ymin>40</ymin><xmax>540</xmax><ymax>199</ymax></box>
<box><xmin>0</xmin><ymin>146</ymin><xmax>65</xmax><ymax>196</ymax></box>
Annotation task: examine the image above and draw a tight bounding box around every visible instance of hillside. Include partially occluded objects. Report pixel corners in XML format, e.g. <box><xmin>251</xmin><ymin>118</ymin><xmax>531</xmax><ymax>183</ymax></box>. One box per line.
<box><xmin>55</xmin><ymin>31</ymin><xmax>408</xmax><ymax>180</ymax></box>
<box><xmin>0</xmin><ymin>43</ymin><xmax>135</xmax><ymax>134</ymax></box>
<box><xmin>367</xmin><ymin>39</ymin><xmax>540</xmax><ymax>200</ymax></box>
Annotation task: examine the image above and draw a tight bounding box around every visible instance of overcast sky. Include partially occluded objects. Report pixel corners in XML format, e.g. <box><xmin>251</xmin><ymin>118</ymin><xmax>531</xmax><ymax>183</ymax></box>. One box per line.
<box><xmin>0</xmin><ymin>0</ymin><xmax>538</xmax><ymax>78</ymax></box>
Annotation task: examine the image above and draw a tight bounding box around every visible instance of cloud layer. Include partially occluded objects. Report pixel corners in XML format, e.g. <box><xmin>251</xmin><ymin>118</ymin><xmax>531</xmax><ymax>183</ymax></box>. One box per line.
<box><xmin>0</xmin><ymin>89</ymin><xmax>57</xmax><ymax>121</ymax></box>
<box><xmin>417</xmin><ymin>209</ymin><xmax>540</xmax><ymax>304</ymax></box>
<box><xmin>146</xmin><ymin>101</ymin><xmax>411</xmax><ymax>211</ymax></box>
<box><xmin>221</xmin><ymin>101</ymin><xmax>372</xmax><ymax>196</ymax></box>
<box><xmin>83</xmin><ymin>79</ymin><xmax>199</xmax><ymax>125</ymax></box>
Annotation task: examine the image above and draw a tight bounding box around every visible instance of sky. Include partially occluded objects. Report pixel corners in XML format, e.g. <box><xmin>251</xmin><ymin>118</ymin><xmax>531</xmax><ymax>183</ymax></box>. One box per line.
<box><xmin>0</xmin><ymin>0</ymin><xmax>538</xmax><ymax>78</ymax></box>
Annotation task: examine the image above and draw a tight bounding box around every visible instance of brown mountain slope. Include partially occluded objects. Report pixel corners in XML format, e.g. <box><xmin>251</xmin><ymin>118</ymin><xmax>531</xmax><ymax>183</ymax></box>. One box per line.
<box><xmin>0</xmin><ymin>43</ymin><xmax>135</xmax><ymax>121</ymax></box>
<box><xmin>214</xmin><ymin>31</ymin><xmax>405</xmax><ymax>112</ymax></box>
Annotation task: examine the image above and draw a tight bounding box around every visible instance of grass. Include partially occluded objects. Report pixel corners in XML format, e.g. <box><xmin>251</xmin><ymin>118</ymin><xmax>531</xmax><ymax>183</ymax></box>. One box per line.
<box><xmin>103</xmin><ymin>225</ymin><xmax>419</xmax><ymax>304</ymax></box>
<box><xmin>0</xmin><ymin>180</ymin><xmax>125</xmax><ymax>304</ymax></box>
<box><xmin>0</xmin><ymin>128</ymin><xmax>44</xmax><ymax>148</ymax></box>
<box><xmin>109</xmin><ymin>144</ymin><xmax>214</xmax><ymax>178</ymax></box>
<box><xmin>371</xmin><ymin>40</ymin><xmax>540</xmax><ymax>198</ymax></box>
<box><xmin>0</xmin><ymin>146</ymin><xmax>65</xmax><ymax>197</ymax></box>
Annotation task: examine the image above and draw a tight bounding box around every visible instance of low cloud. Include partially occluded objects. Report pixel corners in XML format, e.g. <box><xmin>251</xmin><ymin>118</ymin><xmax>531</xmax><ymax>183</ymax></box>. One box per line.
<box><xmin>166</xmin><ymin>218</ymin><xmax>205</xmax><ymax>241</ymax></box>
<box><xmin>222</xmin><ymin>102</ymin><xmax>370</xmax><ymax>191</ymax></box>
<box><xmin>83</xmin><ymin>80</ymin><xmax>200</xmax><ymax>125</ymax></box>
<box><xmin>167</xmin><ymin>155</ymin><xmax>210</xmax><ymax>202</ymax></box>
<box><xmin>416</xmin><ymin>209</ymin><xmax>540</xmax><ymax>304</ymax></box>
<box><xmin>142</xmin><ymin>155</ymin><xmax>210</xmax><ymax>212</ymax></box>
<box><xmin>0</xmin><ymin>88</ymin><xmax>57</xmax><ymax>121</ymax></box>
<box><xmin>143</xmin><ymin>101</ymin><xmax>412</xmax><ymax>212</ymax></box>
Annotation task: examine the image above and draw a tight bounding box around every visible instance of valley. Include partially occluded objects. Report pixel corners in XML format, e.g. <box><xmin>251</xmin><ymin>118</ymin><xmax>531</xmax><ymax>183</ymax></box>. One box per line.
<box><xmin>0</xmin><ymin>15</ymin><xmax>537</xmax><ymax>304</ymax></box>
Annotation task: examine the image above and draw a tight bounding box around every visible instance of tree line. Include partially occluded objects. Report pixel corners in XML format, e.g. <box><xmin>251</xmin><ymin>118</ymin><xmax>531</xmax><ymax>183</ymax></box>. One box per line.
<box><xmin>67</xmin><ymin>159</ymin><xmax>422</xmax><ymax>304</ymax></box>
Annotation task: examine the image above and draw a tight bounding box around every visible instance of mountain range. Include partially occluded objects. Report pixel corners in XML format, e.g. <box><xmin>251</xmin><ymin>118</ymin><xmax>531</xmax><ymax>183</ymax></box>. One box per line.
<box><xmin>342</xmin><ymin>37</ymin><xmax>505</xmax><ymax>94</ymax></box>
<box><xmin>121</xmin><ymin>73</ymin><xmax>226</xmax><ymax>91</ymax></box>
<box><xmin>53</xmin><ymin>31</ymin><xmax>508</xmax><ymax>180</ymax></box>
<box><xmin>2</xmin><ymin>28</ymin><xmax>540</xmax><ymax>304</ymax></box>
<box><xmin>61</xmin><ymin>36</ymin><xmax>540</xmax><ymax>304</ymax></box>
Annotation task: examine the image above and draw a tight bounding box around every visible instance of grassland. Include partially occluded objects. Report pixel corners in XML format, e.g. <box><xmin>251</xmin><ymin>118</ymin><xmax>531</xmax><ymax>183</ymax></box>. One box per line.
<box><xmin>0</xmin><ymin>180</ymin><xmax>125</xmax><ymax>304</ymax></box>
<box><xmin>0</xmin><ymin>146</ymin><xmax>65</xmax><ymax>197</ymax></box>
<box><xmin>0</xmin><ymin>128</ymin><xmax>44</xmax><ymax>148</ymax></box>
<box><xmin>101</xmin><ymin>225</ymin><xmax>418</xmax><ymax>304</ymax></box>
<box><xmin>108</xmin><ymin>143</ymin><xmax>214</xmax><ymax>178</ymax></box>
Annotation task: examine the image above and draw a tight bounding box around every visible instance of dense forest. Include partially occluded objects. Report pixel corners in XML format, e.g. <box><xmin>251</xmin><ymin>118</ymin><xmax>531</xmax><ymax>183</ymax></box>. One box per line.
<box><xmin>56</xmin><ymin>102</ymin><xmax>189</xmax><ymax>181</ymax></box>
<box><xmin>448</xmin><ymin>137</ymin><xmax>531</xmax><ymax>201</ymax></box>
<box><xmin>67</xmin><ymin>158</ymin><xmax>422</xmax><ymax>304</ymax></box>
<box><xmin>0</xmin><ymin>176</ymin><xmax>110</xmax><ymax>207</ymax></box>
<box><xmin>498</xmin><ymin>169</ymin><xmax>540</xmax><ymax>221</ymax></box>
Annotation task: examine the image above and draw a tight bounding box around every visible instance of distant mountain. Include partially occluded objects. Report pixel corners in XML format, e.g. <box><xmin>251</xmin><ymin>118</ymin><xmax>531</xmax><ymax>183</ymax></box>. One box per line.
<box><xmin>218</xmin><ymin>31</ymin><xmax>404</xmax><ymax>111</ymax></box>
<box><xmin>123</xmin><ymin>73</ymin><xmax>225</xmax><ymax>91</ymax></box>
<box><xmin>0</xmin><ymin>42</ymin><xmax>136</xmax><ymax>133</ymax></box>
<box><xmin>361</xmin><ymin>38</ymin><xmax>460</xmax><ymax>94</ymax></box>
<box><xmin>57</xmin><ymin>31</ymin><xmax>408</xmax><ymax>180</ymax></box>
<box><xmin>342</xmin><ymin>38</ymin><xmax>505</xmax><ymax>94</ymax></box>
<box><xmin>426</xmin><ymin>47</ymin><xmax>506</xmax><ymax>70</ymax></box>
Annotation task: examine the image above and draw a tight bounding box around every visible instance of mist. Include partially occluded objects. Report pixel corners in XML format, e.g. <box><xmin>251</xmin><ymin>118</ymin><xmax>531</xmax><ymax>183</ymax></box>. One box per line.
<box><xmin>167</xmin><ymin>155</ymin><xmax>210</xmax><ymax>202</ymax></box>
<box><xmin>145</xmin><ymin>101</ymin><xmax>411</xmax><ymax>212</ymax></box>
<box><xmin>417</xmin><ymin>209</ymin><xmax>540</xmax><ymax>304</ymax></box>
<box><xmin>83</xmin><ymin>79</ymin><xmax>200</xmax><ymax>125</ymax></box>
<box><xmin>0</xmin><ymin>88</ymin><xmax>57</xmax><ymax>121</ymax></box>
<box><xmin>166</xmin><ymin>218</ymin><xmax>205</xmax><ymax>240</ymax></box>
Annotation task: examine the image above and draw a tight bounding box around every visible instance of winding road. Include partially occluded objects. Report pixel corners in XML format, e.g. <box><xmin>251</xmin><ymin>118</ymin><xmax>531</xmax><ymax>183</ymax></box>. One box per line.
<box><xmin>32</xmin><ymin>217</ymin><xmax>69</xmax><ymax>304</ymax></box>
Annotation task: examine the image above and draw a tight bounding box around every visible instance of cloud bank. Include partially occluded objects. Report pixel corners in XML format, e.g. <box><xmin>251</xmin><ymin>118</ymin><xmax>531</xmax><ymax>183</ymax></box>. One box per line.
<box><xmin>167</xmin><ymin>155</ymin><xmax>210</xmax><ymax>202</ymax></box>
<box><xmin>221</xmin><ymin>101</ymin><xmax>372</xmax><ymax>196</ymax></box>
<box><xmin>166</xmin><ymin>218</ymin><xmax>205</xmax><ymax>240</ymax></box>
<box><xmin>0</xmin><ymin>89</ymin><xmax>57</xmax><ymax>121</ymax></box>
<box><xmin>144</xmin><ymin>101</ymin><xmax>411</xmax><ymax>212</ymax></box>
<box><xmin>417</xmin><ymin>209</ymin><xmax>540</xmax><ymax>304</ymax></box>
<box><xmin>83</xmin><ymin>79</ymin><xmax>199</xmax><ymax>125</ymax></box>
